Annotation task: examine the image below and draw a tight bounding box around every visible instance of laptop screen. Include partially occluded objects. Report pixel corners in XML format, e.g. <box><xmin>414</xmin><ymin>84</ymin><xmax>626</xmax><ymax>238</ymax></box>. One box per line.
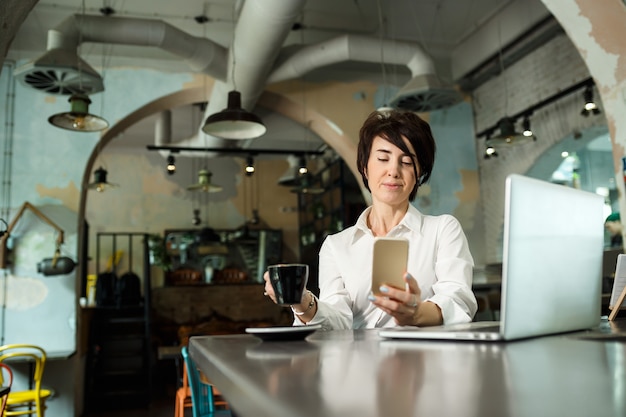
<box><xmin>500</xmin><ymin>174</ymin><xmax>605</xmax><ymax>340</ymax></box>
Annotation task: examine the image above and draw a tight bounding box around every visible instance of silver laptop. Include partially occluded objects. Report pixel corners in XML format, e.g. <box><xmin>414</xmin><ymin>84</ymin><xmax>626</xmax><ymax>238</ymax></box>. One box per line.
<box><xmin>380</xmin><ymin>174</ymin><xmax>605</xmax><ymax>341</ymax></box>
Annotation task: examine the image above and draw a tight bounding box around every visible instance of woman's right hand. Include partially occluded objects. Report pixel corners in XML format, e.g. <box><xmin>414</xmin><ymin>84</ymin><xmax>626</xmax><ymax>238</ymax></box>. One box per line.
<box><xmin>263</xmin><ymin>270</ymin><xmax>278</xmax><ymax>304</ymax></box>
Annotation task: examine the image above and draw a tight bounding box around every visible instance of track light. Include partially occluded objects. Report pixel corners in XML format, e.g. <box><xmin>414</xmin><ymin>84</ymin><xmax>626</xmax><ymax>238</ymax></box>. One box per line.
<box><xmin>580</xmin><ymin>86</ymin><xmax>601</xmax><ymax>117</ymax></box>
<box><xmin>298</xmin><ymin>156</ymin><xmax>308</xmax><ymax>175</ymax></box>
<box><xmin>167</xmin><ymin>155</ymin><xmax>176</xmax><ymax>175</ymax></box>
<box><xmin>484</xmin><ymin>133</ymin><xmax>498</xmax><ymax>159</ymax></box>
<box><xmin>245</xmin><ymin>156</ymin><xmax>255</xmax><ymax>176</ymax></box>
<box><xmin>484</xmin><ymin>145</ymin><xmax>498</xmax><ymax>159</ymax></box>
<box><xmin>522</xmin><ymin>116</ymin><xmax>533</xmax><ymax>137</ymax></box>
<box><xmin>49</xmin><ymin>94</ymin><xmax>109</xmax><ymax>132</ymax></box>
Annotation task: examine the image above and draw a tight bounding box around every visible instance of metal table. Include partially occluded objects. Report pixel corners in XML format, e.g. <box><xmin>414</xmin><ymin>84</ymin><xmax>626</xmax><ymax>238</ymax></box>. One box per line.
<box><xmin>189</xmin><ymin>319</ymin><xmax>626</xmax><ymax>417</ymax></box>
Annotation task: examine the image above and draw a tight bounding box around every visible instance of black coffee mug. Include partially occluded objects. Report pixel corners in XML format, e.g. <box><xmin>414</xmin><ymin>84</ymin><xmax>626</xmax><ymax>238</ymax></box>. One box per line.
<box><xmin>268</xmin><ymin>264</ymin><xmax>309</xmax><ymax>306</ymax></box>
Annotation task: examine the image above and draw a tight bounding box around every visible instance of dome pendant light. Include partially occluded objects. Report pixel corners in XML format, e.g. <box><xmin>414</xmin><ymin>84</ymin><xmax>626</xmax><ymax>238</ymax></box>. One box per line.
<box><xmin>487</xmin><ymin>117</ymin><xmax>532</xmax><ymax>147</ymax></box>
<box><xmin>49</xmin><ymin>94</ymin><xmax>109</xmax><ymax>132</ymax></box>
<box><xmin>87</xmin><ymin>166</ymin><xmax>118</xmax><ymax>192</ymax></box>
<box><xmin>201</xmin><ymin>90</ymin><xmax>266</xmax><ymax>140</ymax></box>
<box><xmin>187</xmin><ymin>169</ymin><xmax>223</xmax><ymax>193</ymax></box>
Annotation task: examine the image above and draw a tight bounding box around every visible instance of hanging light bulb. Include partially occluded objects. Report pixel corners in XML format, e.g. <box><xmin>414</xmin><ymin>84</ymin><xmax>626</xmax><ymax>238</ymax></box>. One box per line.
<box><xmin>87</xmin><ymin>166</ymin><xmax>118</xmax><ymax>192</ymax></box>
<box><xmin>49</xmin><ymin>94</ymin><xmax>109</xmax><ymax>132</ymax></box>
<box><xmin>167</xmin><ymin>154</ymin><xmax>176</xmax><ymax>175</ymax></box>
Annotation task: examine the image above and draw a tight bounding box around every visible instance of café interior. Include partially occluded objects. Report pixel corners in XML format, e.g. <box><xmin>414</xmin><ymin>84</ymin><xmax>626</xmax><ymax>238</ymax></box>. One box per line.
<box><xmin>1</xmin><ymin>1</ymin><xmax>626</xmax><ymax>417</ymax></box>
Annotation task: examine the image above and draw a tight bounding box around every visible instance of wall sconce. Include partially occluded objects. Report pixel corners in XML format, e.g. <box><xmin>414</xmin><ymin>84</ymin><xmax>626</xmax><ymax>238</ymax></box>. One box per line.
<box><xmin>87</xmin><ymin>166</ymin><xmax>118</xmax><ymax>192</ymax></box>
<box><xmin>167</xmin><ymin>154</ymin><xmax>176</xmax><ymax>175</ymax></box>
<box><xmin>201</xmin><ymin>91</ymin><xmax>266</xmax><ymax>140</ymax></box>
<box><xmin>48</xmin><ymin>94</ymin><xmax>109</xmax><ymax>132</ymax></box>
<box><xmin>0</xmin><ymin>202</ymin><xmax>75</xmax><ymax>275</ymax></box>
<box><xmin>580</xmin><ymin>86</ymin><xmax>601</xmax><ymax>117</ymax></box>
<box><xmin>245</xmin><ymin>155</ymin><xmax>255</xmax><ymax>176</ymax></box>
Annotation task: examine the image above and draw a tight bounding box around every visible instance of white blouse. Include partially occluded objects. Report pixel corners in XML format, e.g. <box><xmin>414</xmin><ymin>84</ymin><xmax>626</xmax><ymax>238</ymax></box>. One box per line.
<box><xmin>296</xmin><ymin>204</ymin><xmax>477</xmax><ymax>329</ymax></box>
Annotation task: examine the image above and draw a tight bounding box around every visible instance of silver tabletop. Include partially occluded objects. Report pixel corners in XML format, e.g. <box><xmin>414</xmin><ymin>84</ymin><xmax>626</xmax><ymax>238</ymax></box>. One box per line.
<box><xmin>189</xmin><ymin>320</ymin><xmax>626</xmax><ymax>417</ymax></box>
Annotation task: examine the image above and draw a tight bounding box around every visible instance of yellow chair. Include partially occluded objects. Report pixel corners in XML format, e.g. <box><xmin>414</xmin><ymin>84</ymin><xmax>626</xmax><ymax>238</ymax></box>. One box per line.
<box><xmin>1</xmin><ymin>362</ymin><xmax>14</xmax><ymax>417</ymax></box>
<box><xmin>0</xmin><ymin>345</ymin><xmax>52</xmax><ymax>417</ymax></box>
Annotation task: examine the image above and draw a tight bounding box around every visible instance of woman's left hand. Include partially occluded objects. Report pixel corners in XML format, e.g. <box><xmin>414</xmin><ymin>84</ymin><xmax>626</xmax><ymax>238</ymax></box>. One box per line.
<box><xmin>370</xmin><ymin>273</ymin><xmax>421</xmax><ymax>326</ymax></box>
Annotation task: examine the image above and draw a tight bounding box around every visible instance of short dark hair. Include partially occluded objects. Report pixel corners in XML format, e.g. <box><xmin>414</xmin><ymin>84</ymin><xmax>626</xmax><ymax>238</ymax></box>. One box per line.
<box><xmin>357</xmin><ymin>109</ymin><xmax>436</xmax><ymax>201</ymax></box>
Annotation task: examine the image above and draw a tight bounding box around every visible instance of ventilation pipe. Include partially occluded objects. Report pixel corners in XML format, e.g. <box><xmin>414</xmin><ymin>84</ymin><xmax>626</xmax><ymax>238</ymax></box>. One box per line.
<box><xmin>14</xmin><ymin>14</ymin><xmax>228</xmax><ymax>94</ymax></box>
<box><xmin>268</xmin><ymin>34</ymin><xmax>461</xmax><ymax>112</ymax></box>
<box><xmin>15</xmin><ymin>0</ymin><xmax>459</xmax><ymax>156</ymax></box>
<box><xmin>154</xmin><ymin>110</ymin><xmax>172</xmax><ymax>148</ymax></box>
<box><xmin>184</xmin><ymin>0</ymin><xmax>306</xmax><ymax>151</ymax></box>
<box><xmin>13</xmin><ymin>0</ymin><xmax>306</xmax><ymax>151</ymax></box>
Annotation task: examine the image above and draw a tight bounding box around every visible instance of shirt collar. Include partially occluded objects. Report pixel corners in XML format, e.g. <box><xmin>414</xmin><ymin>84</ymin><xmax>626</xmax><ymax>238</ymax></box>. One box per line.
<box><xmin>350</xmin><ymin>203</ymin><xmax>424</xmax><ymax>243</ymax></box>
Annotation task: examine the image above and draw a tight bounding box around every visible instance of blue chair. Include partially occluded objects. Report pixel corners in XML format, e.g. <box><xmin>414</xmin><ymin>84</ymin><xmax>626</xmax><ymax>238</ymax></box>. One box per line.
<box><xmin>181</xmin><ymin>346</ymin><xmax>231</xmax><ymax>417</ymax></box>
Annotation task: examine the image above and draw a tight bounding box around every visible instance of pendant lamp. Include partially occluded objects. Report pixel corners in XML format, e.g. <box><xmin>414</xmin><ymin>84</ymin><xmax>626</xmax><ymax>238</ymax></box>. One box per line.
<box><xmin>290</xmin><ymin>173</ymin><xmax>325</xmax><ymax>195</ymax></box>
<box><xmin>187</xmin><ymin>169</ymin><xmax>223</xmax><ymax>193</ymax></box>
<box><xmin>87</xmin><ymin>166</ymin><xmax>118</xmax><ymax>192</ymax></box>
<box><xmin>202</xmin><ymin>91</ymin><xmax>266</xmax><ymax>140</ymax></box>
<box><xmin>49</xmin><ymin>94</ymin><xmax>109</xmax><ymax>132</ymax></box>
<box><xmin>487</xmin><ymin>117</ymin><xmax>533</xmax><ymax>147</ymax></box>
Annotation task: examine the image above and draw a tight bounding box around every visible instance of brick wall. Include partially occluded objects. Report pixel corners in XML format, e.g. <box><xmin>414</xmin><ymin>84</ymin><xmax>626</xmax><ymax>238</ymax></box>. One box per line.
<box><xmin>472</xmin><ymin>33</ymin><xmax>607</xmax><ymax>263</ymax></box>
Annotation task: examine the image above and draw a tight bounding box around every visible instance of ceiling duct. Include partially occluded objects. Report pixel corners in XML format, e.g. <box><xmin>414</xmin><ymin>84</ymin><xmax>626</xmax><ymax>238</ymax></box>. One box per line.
<box><xmin>13</xmin><ymin>14</ymin><xmax>229</xmax><ymax>95</ymax></box>
<box><xmin>155</xmin><ymin>110</ymin><xmax>172</xmax><ymax>147</ymax></box>
<box><xmin>268</xmin><ymin>34</ymin><xmax>461</xmax><ymax>112</ymax></box>
<box><xmin>387</xmin><ymin>74</ymin><xmax>461</xmax><ymax>112</ymax></box>
<box><xmin>16</xmin><ymin>2</ymin><xmax>459</xmax><ymax>156</ymax></box>
<box><xmin>14</xmin><ymin>48</ymin><xmax>104</xmax><ymax>95</ymax></box>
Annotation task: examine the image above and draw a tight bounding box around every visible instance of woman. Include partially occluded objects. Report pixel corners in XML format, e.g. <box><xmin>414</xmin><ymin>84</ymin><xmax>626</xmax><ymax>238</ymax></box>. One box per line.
<box><xmin>264</xmin><ymin>109</ymin><xmax>477</xmax><ymax>329</ymax></box>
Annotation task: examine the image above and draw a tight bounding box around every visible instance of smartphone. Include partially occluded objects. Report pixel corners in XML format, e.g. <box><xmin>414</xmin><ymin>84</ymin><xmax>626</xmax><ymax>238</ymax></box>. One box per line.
<box><xmin>371</xmin><ymin>237</ymin><xmax>409</xmax><ymax>295</ymax></box>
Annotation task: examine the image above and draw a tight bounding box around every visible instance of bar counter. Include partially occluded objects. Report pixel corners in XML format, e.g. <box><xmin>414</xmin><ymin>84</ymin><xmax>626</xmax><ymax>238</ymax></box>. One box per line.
<box><xmin>189</xmin><ymin>319</ymin><xmax>626</xmax><ymax>417</ymax></box>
